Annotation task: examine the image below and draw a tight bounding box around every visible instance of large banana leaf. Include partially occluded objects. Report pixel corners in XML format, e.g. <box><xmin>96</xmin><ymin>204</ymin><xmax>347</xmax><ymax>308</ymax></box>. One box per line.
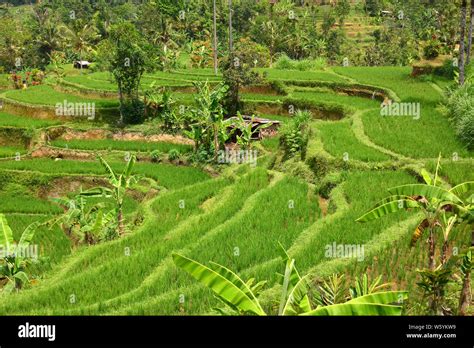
<box><xmin>450</xmin><ymin>181</ymin><xmax>474</xmax><ymax>198</ymax></box>
<box><xmin>123</xmin><ymin>155</ymin><xmax>136</xmax><ymax>181</ymax></box>
<box><xmin>303</xmin><ymin>303</ymin><xmax>403</xmax><ymax>316</ymax></box>
<box><xmin>17</xmin><ymin>222</ymin><xmax>40</xmax><ymax>252</ymax></box>
<box><xmin>282</xmin><ymin>274</ymin><xmax>312</xmax><ymax>315</ymax></box>
<box><xmin>13</xmin><ymin>271</ymin><xmax>29</xmax><ymax>286</ymax></box>
<box><xmin>278</xmin><ymin>258</ymin><xmax>295</xmax><ymax>315</ymax></box>
<box><xmin>79</xmin><ymin>187</ymin><xmax>113</xmax><ymax>198</ymax></box>
<box><xmin>98</xmin><ymin>156</ymin><xmax>118</xmax><ymax>186</ymax></box>
<box><xmin>0</xmin><ymin>214</ymin><xmax>14</xmax><ymax>253</ymax></box>
<box><xmin>172</xmin><ymin>253</ymin><xmax>266</xmax><ymax>316</ymax></box>
<box><xmin>388</xmin><ymin>184</ymin><xmax>462</xmax><ymax>204</ymax></box>
<box><xmin>346</xmin><ymin>291</ymin><xmax>407</xmax><ymax>305</ymax></box>
<box><xmin>303</xmin><ymin>291</ymin><xmax>406</xmax><ymax>316</ymax></box>
<box><xmin>356</xmin><ymin>198</ymin><xmax>421</xmax><ymax>222</ymax></box>
<box><xmin>278</xmin><ymin>244</ymin><xmax>312</xmax><ymax>313</ymax></box>
<box><xmin>209</xmin><ymin>261</ymin><xmax>260</xmax><ymax>304</ymax></box>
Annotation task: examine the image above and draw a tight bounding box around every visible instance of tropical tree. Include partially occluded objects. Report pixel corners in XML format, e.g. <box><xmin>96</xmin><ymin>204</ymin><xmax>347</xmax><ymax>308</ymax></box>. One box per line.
<box><xmin>356</xmin><ymin>160</ymin><xmax>472</xmax><ymax>271</ymax></box>
<box><xmin>0</xmin><ymin>214</ymin><xmax>40</xmax><ymax>292</ymax></box>
<box><xmin>104</xmin><ymin>22</ymin><xmax>155</xmax><ymax>124</ymax></box>
<box><xmin>357</xmin><ymin>160</ymin><xmax>473</xmax><ymax>314</ymax></box>
<box><xmin>59</xmin><ymin>20</ymin><xmax>100</xmax><ymax>74</ymax></box>
<box><xmin>28</xmin><ymin>3</ymin><xmax>64</xmax><ymax>68</ymax></box>
<box><xmin>80</xmin><ymin>155</ymin><xmax>139</xmax><ymax>236</ymax></box>
<box><xmin>221</xmin><ymin>51</ymin><xmax>262</xmax><ymax>116</ymax></box>
<box><xmin>172</xmin><ymin>246</ymin><xmax>407</xmax><ymax>316</ymax></box>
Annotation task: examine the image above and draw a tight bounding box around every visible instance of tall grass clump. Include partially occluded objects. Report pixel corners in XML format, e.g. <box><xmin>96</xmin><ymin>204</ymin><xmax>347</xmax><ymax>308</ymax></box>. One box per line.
<box><xmin>275</xmin><ymin>54</ymin><xmax>327</xmax><ymax>71</ymax></box>
<box><xmin>443</xmin><ymin>82</ymin><xmax>474</xmax><ymax>150</ymax></box>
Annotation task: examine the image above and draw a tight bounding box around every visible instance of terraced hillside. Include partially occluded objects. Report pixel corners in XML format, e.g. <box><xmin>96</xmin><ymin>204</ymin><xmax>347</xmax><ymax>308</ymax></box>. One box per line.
<box><xmin>0</xmin><ymin>65</ymin><xmax>472</xmax><ymax>315</ymax></box>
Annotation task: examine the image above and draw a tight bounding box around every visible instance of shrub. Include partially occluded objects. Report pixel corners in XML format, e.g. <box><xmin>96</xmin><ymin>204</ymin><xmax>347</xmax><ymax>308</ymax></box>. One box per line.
<box><xmin>318</xmin><ymin>172</ymin><xmax>343</xmax><ymax>199</ymax></box>
<box><xmin>168</xmin><ymin>148</ymin><xmax>180</xmax><ymax>161</ymax></box>
<box><xmin>150</xmin><ymin>150</ymin><xmax>162</xmax><ymax>163</ymax></box>
<box><xmin>120</xmin><ymin>98</ymin><xmax>146</xmax><ymax>125</ymax></box>
<box><xmin>434</xmin><ymin>59</ymin><xmax>456</xmax><ymax>79</ymax></box>
<box><xmin>280</xmin><ymin>158</ymin><xmax>315</xmax><ymax>183</ymax></box>
<box><xmin>423</xmin><ymin>40</ymin><xmax>441</xmax><ymax>60</ymax></box>
<box><xmin>274</xmin><ymin>54</ymin><xmax>294</xmax><ymax>70</ymax></box>
<box><xmin>275</xmin><ymin>54</ymin><xmax>327</xmax><ymax>71</ymax></box>
<box><xmin>235</xmin><ymin>37</ymin><xmax>271</xmax><ymax>68</ymax></box>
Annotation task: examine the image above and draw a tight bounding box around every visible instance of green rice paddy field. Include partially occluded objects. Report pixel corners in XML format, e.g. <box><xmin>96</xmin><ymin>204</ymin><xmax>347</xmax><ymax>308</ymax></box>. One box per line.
<box><xmin>0</xmin><ymin>65</ymin><xmax>472</xmax><ymax>315</ymax></box>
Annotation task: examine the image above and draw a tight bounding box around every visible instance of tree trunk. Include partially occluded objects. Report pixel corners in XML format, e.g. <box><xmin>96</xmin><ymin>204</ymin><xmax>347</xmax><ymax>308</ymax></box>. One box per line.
<box><xmin>459</xmin><ymin>0</ymin><xmax>468</xmax><ymax>85</ymax></box>
<box><xmin>213</xmin><ymin>0</ymin><xmax>218</xmax><ymax>76</ymax></box>
<box><xmin>441</xmin><ymin>240</ymin><xmax>449</xmax><ymax>265</ymax></box>
<box><xmin>467</xmin><ymin>0</ymin><xmax>474</xmax><ymax>66</ymax></box>
<box><xmin>213</xmin><ymin>124</ymin><xmax>219</xmax><ymax>162</ymax></box>
<box><xmin>228</xmin><ymin>0</ymin><xmax>233</xmax><ymax>54</ymax></box>
<box><xmin>458</xmin><ymin>268</ymin><xmax>471</xmax><ymax>315</ymax></box>
<box><xmin>117</xmin><ymin>206</ymin><xmax>124</xmax><ymax>236</ymax></box>
<box><xmin>79</xmin><ymin>51</ymin><xmax>83</xmax><ymax>75</ymax></box>
<box><xmin>428</xmin><ymin>229</ymin><xmax>436</xmax><ymax>271</ymax></box>
<box><xmin>118</xmin><ymin>82</ymin><xmax>124</xmax><ymax>125</ymax></box>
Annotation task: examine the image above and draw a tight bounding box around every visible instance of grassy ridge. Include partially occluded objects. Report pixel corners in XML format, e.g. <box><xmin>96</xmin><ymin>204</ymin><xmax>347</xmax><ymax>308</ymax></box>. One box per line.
<box><xmin>0</xmin><ymin>112</ymin><xmax>60</xmax><ymax>128</ymax></box>
<box><xmin>361</xmin><ymin>107</ymin><xmax>470</xmax><ymax>158</ymax></box>
<box><xmin>51</xmin><ymin>139</ymin><xmax>192</xmax><ymax>154</ymax></box>
<box><xmin>5</xmin><ymin>85</ymin><xmax>118</xmax><ymax>108</ymax></box>
<box><xmin>0</xmin><ymin>146</ymin><xmax>26</xmax><ymax>158</ymax></box>
<box><xmin>5</xmin><ymin>214</ymin><xmax>71</xmax><ymax>266</ymax></box>
<box><xmin>318</xmin><ymin>121</ymin><xmax>391</xmax><ymax>162</ymax></box>
<box><xmin>0</xmin><ymin>170</ymin><xmax>267</xmax><ymax>314</ymax></box>
<box><xmin>0</xmin><ymin>159</ymin><xmax>210</xmax><ymax>189</ymax></box>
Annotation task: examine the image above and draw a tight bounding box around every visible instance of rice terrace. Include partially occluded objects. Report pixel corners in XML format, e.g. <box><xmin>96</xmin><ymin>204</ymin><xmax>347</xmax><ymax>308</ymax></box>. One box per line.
<box><xmin>0</xmin><ymin>0</ymin><xmax>473</xmax><ymax>320</ymax></box>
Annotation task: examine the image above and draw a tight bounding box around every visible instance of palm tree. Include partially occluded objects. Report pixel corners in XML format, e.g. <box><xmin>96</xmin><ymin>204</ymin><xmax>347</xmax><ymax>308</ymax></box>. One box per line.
<box><xmin>0</xmin><ymin>214</ymin><xmax>40</xmax><ymax>291</ymax></box>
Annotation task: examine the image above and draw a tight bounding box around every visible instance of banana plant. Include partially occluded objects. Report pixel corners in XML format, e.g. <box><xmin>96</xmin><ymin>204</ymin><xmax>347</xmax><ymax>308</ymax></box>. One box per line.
<box><xmin>172</xmin><ymin>248</ymin><xmax>407</xmax><ymax>316</ymax></box>
<box><xmin>356</xmin><ymin>157</ymin><xmax>473</xmax><ymax>271</ymax></box>
<box><xmin>49</xmin><ymin>196</ymin><xmax>117</xmax><ymax>245</ymax></box>
<box><xmin>0</xmin><ymin>214</ymin><xmax>40</xmax><ymax>292</ymax></box>
<box><xmin>80</xmin><ymin>155</ymin><xmax>139</xmax><ymax>236</ymax></box>
<box><xmin>186</xmin><ymin>81</ymin><xmax>229</xmax><ymax>160</ymax></box>
<box><xmin>233</xmin><ymin>113</ymin><xmax>272</xmax><ymax>149</ymax></box>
